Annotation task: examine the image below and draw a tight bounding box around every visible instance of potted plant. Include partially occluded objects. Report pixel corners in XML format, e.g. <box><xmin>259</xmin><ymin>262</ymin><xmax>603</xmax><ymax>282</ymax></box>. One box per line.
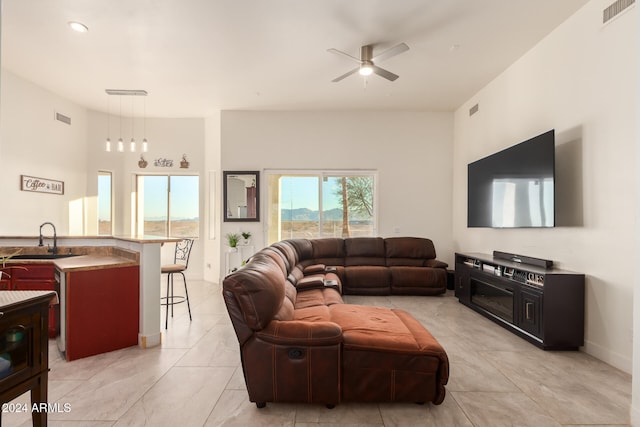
<box><xmin>241</xmin><ymin>231</ymin><xmax>252</xmax><ymax>245</ymax></box>
<box><xmin>225</xmin><ymin>233</ymin><xmax>240</xmax><ymax>251</ymax></box>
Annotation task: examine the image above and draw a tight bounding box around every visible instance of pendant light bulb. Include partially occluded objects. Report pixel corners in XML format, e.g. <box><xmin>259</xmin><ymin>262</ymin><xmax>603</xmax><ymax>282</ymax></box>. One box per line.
<box><xmin>105</xmin><ymin>137</ymin><xmax>111</xmax><ymax>152</ymax></box>
<box><xmin>117</xmin><ymin>138</ymin><xmax>124</xmax><ymax>152</ymax></box>
<box><xmin>142</xmin><ymin>138</ymin><xmax>148</xmax><ymax>153</ymax></box>
<box><xmin>130</xmin><ymin>138</ymin><xmax>136</xmax><ymax>152</ymax></box>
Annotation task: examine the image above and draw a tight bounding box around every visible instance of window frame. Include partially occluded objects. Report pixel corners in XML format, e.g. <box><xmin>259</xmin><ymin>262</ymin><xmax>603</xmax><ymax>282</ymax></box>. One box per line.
<box><xmin>135</xmin><ymin>173</ymin><xmax>200</xmax><ymax>238</ymax></box>
<box><xmin>265</xmin><ymin>169</ymin><xmax>378</xmax><ymax>244</ymax></box>
<box><xmin>97</xmin><ymin>171</ymin><xmax>113</xmax><ymax>236</ymax></box>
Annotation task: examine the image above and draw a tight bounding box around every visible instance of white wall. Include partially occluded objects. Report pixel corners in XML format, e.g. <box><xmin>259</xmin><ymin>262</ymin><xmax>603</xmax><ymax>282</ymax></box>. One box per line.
<box><xmin>220</xmin><ymin>110</ymin><xmax>455</xmax><ymax>278</ymax></box>
<box><xmin>453</xmin><ymin>0</ymin><xmax>636</xmax><ymax>376</ymax></box>
<box><xmin>85</xmin><ymin>112</ymin><xmax>207</xmax><ymax>279</ymax></box>
<box><xmin>0</xmin><ymin>69</ymin><xmax>208</xmax><ymax>279</ymax></box>
<box><xmin>0</xmin><ymin>69</ymin><xmax>89</xmax><ymax>235</ymax></box>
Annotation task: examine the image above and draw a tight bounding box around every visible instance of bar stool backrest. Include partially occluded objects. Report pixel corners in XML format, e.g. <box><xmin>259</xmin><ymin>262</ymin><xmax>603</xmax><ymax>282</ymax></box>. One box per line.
<box><xmin>174</xmin><ymin>239</ymin><xmax>194</xmax><ymax>269</ymax></box>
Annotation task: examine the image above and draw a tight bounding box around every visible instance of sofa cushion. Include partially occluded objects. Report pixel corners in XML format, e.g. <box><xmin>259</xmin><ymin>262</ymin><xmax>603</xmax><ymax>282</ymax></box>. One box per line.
<box><xmin>223</xmin><ymin>257</ymin><xmax>286</xmax><ymax>331</ymax></box>
<box><xmin>329</xmin><ymin>304</ymin><xmax>448</xmax><ymax>404</ymax></box>
<box><xmin>390</xmin><ymin>266</ymin><xmax>447</xmax><ymax>295</ymax></box>
<box><xmin>286</xmin><ymin>238</ymin><xmax>313</xmax><ymax>262</ymax></box>
<box><xmin>345</xmin><ymin>237</ymin><xmax>386</xmax><ymax>266</ymax></box>
<box><xmin>294</xmin><ymin>287</ymin><xmax>343</xmax><ymax>310</ymax></box>
<box><xmin>270</xmin><ymin>241</ymin><xmax>299</xmax><ymax>272</ymax></box>
<box><xmin>294</xmin><ymin>305</ymin><xmax>332</xmax><ymax>322</ymax></box>
<box><xmin>311</xmin><ymin>238</ymin><xmax>346</xmax><ymax>265</ymax></box>
<box><xmin>343</xmin><ymin>266</ymin><xmax>390</xmax><ymax>294</ymax></box>
<box><xmin>385</xmin><ymin>237</ymin><xmax>437</xmax><ymax>266</ymax></box>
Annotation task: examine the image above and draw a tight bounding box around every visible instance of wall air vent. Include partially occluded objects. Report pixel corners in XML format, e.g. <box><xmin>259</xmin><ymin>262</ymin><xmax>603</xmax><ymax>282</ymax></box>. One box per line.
<box><xmin>55</xmin><ymin>112</ymin><xmax>71</xmax><ymax>125</ymax></box>
<box><xmin>603</xmin><ymin>0</ymin><xmax>635</xmax><ymax>24</ymax></box>
<box><xmin>469</xmin><ymin>103</ymin><xmax>479</xmax><ymax>117</ymax></box>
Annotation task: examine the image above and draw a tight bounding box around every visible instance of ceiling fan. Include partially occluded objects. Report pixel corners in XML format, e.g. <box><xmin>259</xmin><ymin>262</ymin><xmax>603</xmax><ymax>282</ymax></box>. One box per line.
<box><xmin>327</xmin><ymin>42</ymin><xmax>409</xmax><ymax>82</ymax></box>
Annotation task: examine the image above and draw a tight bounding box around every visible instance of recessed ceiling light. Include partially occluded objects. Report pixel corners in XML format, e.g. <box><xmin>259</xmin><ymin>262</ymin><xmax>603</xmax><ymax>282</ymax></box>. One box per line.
<box><xmin>68</xmin><ymin>21</ymin><xmax>89</xmax><ymax>33</ymax></box>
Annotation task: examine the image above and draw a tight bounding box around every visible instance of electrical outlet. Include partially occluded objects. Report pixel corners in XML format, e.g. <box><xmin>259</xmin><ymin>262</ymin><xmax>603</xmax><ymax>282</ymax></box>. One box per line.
<box><xmin>393</xmin><ymin>226</ymin><xmax>400</xmax><ymax>234</ymax></box>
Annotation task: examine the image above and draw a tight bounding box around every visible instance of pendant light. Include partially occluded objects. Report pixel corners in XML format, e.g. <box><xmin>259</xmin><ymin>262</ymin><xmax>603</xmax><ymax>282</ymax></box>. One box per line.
<box><xmin>105</xmin><ymin>89</ymin><xmax>148</xmax><ymax>153</ymax></box>
<box><xmin>129</xmin><ymin>96</ymin><xmax>136</xmax><ymax>152</ymax></box>
<box><xmin>142</xmin><ymin>96</ymin><xmax>148</xmax><ymax>152</ymax></box>
<box><xmin>117</xmin><ymin>96</ymin><xmax>124</xmax><ymax>152</ymax></box>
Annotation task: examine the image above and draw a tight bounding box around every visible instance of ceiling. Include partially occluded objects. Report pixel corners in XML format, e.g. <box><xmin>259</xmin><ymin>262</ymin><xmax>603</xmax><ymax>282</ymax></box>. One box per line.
<box><xmin>1</xmin><ymin>0</ymin><xmax>590</xmax><ymax>118</ymax></box>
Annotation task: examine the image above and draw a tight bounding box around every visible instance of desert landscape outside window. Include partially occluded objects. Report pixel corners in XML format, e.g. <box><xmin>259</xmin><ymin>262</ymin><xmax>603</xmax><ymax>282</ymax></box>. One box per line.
<box><xmin>136</xmin><ymin>175</ymin><xmax>199</xmax><ymax>238</ymax></box>
<box><xmin>266</xmin><ymin>171</ymin><xmax>376</xmax><ymax>244</ymax></box>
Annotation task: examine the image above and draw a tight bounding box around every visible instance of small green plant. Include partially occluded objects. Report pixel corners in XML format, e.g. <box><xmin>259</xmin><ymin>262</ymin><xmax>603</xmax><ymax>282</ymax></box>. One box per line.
<box><xmin>241</xmin><ymin>231</ymin><xmax>252</xmax><ymax>240</ymax></box>
<box><xmin>225</xmin><ymin>232</ymin><xmax>240</xmax><ymax>248</ymax></box>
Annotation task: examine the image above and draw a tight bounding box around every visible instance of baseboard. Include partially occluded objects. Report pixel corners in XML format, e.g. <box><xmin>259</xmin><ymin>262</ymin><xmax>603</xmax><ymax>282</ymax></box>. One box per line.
<box><xmin>139</xmin><ymin>332</ymin><xmax>162</xmax><ymax>349</ymax></box>
<box><xmin>630</xmin><ymin>404</ymin><xmax>640</xmax><ymax>426</ymax></box>
<box><xmin>583</xmin><ymin>338</ymin><xmax>632</xmax><ymax>374</ymax></box>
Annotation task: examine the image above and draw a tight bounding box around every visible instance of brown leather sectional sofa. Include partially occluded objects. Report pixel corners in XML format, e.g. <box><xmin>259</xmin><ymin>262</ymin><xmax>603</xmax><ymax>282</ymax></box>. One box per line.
<box><xmin>222</xmin><ymin>237</ymin><xmax>449</xmax><ymax>408</ymax></box>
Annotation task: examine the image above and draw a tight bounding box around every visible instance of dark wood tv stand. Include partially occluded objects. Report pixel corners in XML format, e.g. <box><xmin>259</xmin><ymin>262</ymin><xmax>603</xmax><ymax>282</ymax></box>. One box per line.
<box><xmin>455</xmin><ymin>252</ymin><xmax>585</xmax><ymax>350</ymax></box>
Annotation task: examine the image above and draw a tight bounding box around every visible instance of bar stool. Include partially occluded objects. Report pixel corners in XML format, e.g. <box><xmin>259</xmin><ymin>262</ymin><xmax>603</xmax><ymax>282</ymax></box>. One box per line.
<box><xmin>161</xmin><ymin>239</ymin><xmax>194</xmax><ymax>329</ymax></box>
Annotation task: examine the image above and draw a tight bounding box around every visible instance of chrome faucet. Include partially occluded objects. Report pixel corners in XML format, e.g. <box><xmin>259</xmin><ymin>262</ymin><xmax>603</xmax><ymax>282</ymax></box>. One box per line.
<box><xmin>38</xmin><ymin>222</ymin><xmax>57</xmax><ymax>254</ymax></box>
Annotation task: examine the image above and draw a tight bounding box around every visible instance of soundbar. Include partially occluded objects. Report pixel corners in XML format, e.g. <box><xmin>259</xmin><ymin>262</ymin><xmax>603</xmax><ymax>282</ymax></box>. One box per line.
<box><xmin>493</xmin><ymin>251</ymin><xmax>553</xmax><ymax>269</ymax></box>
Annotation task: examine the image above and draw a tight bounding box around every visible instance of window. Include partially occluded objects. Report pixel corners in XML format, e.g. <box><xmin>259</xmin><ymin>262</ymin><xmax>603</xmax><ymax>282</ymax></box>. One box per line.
<box><xmin>266</xmin><ymin>171</ymin><xmax>376</xmax><ymax>244</ymax></box>
<box><xmin>97</xmin><ymin>171</ymin><xmax>112</xmax><ymax>235</ymax></box>
<box><xmin>136</xmin><ymin>175</ymin><xmax>199</xmax><ymax>238</ymax></box>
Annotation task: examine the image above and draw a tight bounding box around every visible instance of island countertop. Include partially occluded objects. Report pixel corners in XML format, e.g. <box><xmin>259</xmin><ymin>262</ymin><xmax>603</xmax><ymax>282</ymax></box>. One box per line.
<box><xmin>0</xmin><ymin>246</ymin><xmax>140</xmax><ymax>272</ymax></box>
<box><xmin>52</xmin><ymin>254</ymin><xmax>139</xmax><ymax>272</ymax></box>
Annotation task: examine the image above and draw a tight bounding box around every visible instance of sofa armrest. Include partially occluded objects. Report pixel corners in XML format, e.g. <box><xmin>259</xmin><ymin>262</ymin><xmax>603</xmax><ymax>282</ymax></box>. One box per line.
<box><xmin>304</xmin><ymin>264</ymin><xmax>326</xmax><ymax>275</ymax></box>
<box><xmin>256</xmin><ymin>320</ymin><xmax>343</xmax><ymax>346</ymax></box>
<box><xmin>425</xmin><ymin>259</ymin><xmax>448</xmax><ymax>269</ymax></box>
<box><xmin>296</xmin><ymin>275</ymin><xmax>326</xmax><ymax>290</ymax></box>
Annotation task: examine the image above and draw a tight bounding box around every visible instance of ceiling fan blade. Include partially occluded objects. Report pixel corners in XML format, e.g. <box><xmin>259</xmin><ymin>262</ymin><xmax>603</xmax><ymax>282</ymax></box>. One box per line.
<box><xmin>371</xmin><ymin>42</ymin><xmax>409</xmax><ymax>63</ymax></box>
<box><xmin>327</xmin><ymin>48</ymin><xmax>361</xmax><ymax>63</ymax></box>
<box><xmin>372</xmin><ymin>65</ymin><xmax>399</xmax><ymax>81</ymax></box>
<box><xmin>331</xmin><ymin>67</ymin><xmax>359</xmax><ymax>82</ymax></box>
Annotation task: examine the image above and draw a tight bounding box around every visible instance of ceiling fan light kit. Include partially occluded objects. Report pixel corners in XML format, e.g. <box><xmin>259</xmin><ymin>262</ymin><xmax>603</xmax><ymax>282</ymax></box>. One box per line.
<box><xmin>328</xmin><ymin>42</ymin><xmax>409</xmax><ymax>82</ymax></box>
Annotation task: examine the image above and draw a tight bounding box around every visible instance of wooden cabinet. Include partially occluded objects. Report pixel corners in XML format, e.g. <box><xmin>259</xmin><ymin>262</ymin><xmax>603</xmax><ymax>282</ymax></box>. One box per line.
<box><xmin>62</xmin><ymin>265</ymin><xmax>139</xmax><ymax>361</ymax></box>
<box><xmin>1</xmin><ymin>264</ymin><xmax>57</xmax><ymax>338</ymax></box>
<box><xmin>455</xmin><ymin>252</ymin><xmax>584</xmax><ymax>350</ymax></box>
<box><xmin>0</xmin><ymin>291</ymin><xmax>55</xmax><ymax>427</ymax></box>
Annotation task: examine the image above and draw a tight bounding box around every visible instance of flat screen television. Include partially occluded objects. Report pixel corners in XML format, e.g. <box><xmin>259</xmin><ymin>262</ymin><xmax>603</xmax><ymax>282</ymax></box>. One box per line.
<box><xmin>467</xmin><ymin>129</ymin><xmax>555</xmax><ymax>228</ymax></box>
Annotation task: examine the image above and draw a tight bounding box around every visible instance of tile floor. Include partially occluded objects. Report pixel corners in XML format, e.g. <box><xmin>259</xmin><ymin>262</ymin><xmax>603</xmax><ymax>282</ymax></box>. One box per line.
<box><xmin>4</xmin><ymin>280</ymin><xmax>632</xmax><ymax>426</ymax></box>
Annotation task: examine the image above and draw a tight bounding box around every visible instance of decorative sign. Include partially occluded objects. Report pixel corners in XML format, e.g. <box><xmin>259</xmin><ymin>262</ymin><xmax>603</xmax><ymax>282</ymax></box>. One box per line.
<box><xmin>21</xmin><ymin>175</ymin><xmax>64</xmax><ymax>195</ymax></box>
<box><xmin>154</xmin><ymin>158</ymin><xmax>173</xmax><ymax>167</ymax></box>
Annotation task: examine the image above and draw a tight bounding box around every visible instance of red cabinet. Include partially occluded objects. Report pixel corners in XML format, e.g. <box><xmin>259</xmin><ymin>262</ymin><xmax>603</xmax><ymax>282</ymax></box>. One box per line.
<box><xmin>64</xmin><ymin>265</ymin><xmax>139</xmax><ymax>361</ymax></box>
<box><xmin>1</xmin><ymin>264</ymin><xmax>57</xmax><ymax>338</ymax></box>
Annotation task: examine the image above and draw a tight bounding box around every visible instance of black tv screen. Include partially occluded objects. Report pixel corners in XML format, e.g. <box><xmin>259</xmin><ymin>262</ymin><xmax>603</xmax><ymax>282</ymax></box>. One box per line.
<box><xmin>467</xmin><ymin>130</ymin><xmax>555</xmax><ymax>228</ymax></box>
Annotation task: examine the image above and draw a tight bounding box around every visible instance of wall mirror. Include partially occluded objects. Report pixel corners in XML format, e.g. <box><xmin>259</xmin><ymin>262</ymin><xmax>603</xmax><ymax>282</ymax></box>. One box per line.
<box><xmin>223</xmin><ymin>171</ymin><xmax>260</xmax><ymax>222</ymax></box>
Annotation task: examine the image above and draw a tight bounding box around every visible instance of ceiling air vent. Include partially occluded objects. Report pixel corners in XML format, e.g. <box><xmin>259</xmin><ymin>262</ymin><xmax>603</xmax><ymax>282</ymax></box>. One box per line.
<box><xmin>55</xmin><ymin>112</ymin><xmax>71</xmax><ymax>125</ymax></box>
<box><xmin>603</xmin><ymin>0</ymin><xmax>635</xmax><ymax>24</ymax></box>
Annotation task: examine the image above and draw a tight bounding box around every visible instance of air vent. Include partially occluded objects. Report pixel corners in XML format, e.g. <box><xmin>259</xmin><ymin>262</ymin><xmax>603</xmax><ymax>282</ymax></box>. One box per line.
<box><xmin>469</xmin><ymin>103</ymin><xmax>479</xmax><ymax>116</ymax></box>
<box><xmin>603</xmin><ymin>0</ymin><xmax>635</xmax><ymax>24</ymax></box>
<box><xmin>55</xmin><ymin>112</ymin><xmax>71</xmax><ymax>125</ymax></box>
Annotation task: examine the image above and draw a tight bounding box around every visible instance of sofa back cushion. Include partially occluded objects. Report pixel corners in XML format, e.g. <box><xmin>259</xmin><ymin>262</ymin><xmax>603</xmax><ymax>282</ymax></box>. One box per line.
<box><xmin>222</xmin><ymin>253</ymin><xmax>290</xmax><ymax>334</ymax></box>
<box><xmin>345</xmin><ymin>237</ymin><xmax>386</xmax><ymax>266</ymax></box>
<box><xmin>286</xmin><ymin>238</ymin><xmax>313</xmax><ymax>262</ymax></box>
<box><xmin>270</xmin><ymin>241</ymin><xmax>298</xmax><ymax>273</ymax></box>
<box><xmin>311</xmin><ymin>238</ymin><xmax>346</xmax><ymax>265</ymax></box>
<box><xmin>385</xmin><ymin>237</ymin><xmax>437</xmax><ymax>266</ymax></box>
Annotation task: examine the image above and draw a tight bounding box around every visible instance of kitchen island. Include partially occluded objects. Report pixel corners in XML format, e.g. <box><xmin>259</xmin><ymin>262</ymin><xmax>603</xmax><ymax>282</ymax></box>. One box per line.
<box><xmin>0</xmin><ymin>235</ymin><xmax>180</xmax><ymax>358</ymax></box>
